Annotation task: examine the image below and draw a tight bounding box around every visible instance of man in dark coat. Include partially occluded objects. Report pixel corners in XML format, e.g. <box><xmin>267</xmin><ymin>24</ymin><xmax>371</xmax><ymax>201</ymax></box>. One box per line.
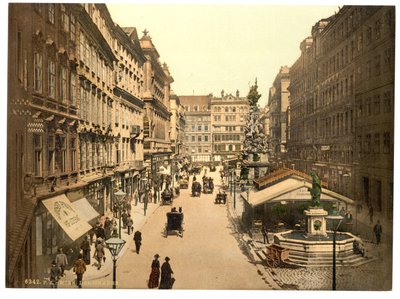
<box><xmin>80</xmin><ymin>235</ymin><xmax>91</xmax><ymax>265</ymax></box>
<box><xmin>159</xmin><ymin>256</ymin><xmax>174</xmax><ymax>289</ymax></box>
<box><xmin>373</xmin><ymin>220</ymin><xmax>383</xmax><ymax>244</ymax></box>
<box><xmin>133</xmin><ymin>230</ymin><xmax>142</xmax><ymax>254</ymax></box>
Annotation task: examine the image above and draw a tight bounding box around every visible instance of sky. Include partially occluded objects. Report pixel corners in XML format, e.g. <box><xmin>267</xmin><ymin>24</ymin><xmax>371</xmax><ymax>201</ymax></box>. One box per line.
<box><xmin>107</xmin><ymin>2</ymin><xmax>338</xmax><ymax>106</ymax></box>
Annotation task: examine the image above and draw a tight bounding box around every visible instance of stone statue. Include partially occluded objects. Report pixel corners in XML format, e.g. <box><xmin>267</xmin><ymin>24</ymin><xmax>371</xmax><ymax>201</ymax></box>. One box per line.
<box><xmin>308</xmin><ymin>172</ymin><xmax>321</xmax><ymax>207</ymax></box>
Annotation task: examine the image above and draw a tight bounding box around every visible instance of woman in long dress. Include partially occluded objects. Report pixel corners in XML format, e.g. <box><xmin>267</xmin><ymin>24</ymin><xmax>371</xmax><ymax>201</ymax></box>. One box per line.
<box><xmin>159</xmin><ymin>256</ymin><xmax>174</xmax><ymax>289</ymax></box>
<box><xmin>148</xmin><ymin>254</ymin><xmax>160</xmax><ymax>289</ymax></box>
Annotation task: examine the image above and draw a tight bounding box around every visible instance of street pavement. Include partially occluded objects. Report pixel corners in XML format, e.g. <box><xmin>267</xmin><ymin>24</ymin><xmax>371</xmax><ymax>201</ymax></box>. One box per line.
<box><xmin>60</xmin><ymin>166</ymin><xmax>271</xmax><ymax>289</ymax></box>
<box><xmin>58</xmin><ymin>165</ymin><xmax>393</xmax><ymax>291</ymax></box>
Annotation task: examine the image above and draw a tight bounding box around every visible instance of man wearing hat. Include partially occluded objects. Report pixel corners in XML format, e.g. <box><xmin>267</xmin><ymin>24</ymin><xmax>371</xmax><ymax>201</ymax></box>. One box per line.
<box><xmin>159</xmin><ymin>256</ymin><xmax>174</xmax><ymax>289</ymax></box>
<box><xmin>148</xmin><ymin>254</ymin><xmax>160</xmax><ymax>288</ymax></box>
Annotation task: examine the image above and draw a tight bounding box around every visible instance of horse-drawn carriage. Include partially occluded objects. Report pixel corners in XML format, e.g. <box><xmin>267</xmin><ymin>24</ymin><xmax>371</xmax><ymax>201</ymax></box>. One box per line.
<box><xmin>215</xmin><ymin>192</ymin><xmax>227</xmax><ymax>204</ymax></box>
<box><xmin>202</xmin><ymin>177</ymin><xmax>214</xmax><ymax>194</ymax></box>
<box><xmin>191</xmin><ymin>181</ymin><xmax>201</xmax><ymax>197</ymax></box>
<box><xmin>179</xmin><ymin>174</ymin><xmax>189</xmax><ymax>189</ymax></box>
<box><xmin>164</xmin><ymin>211</ymin><xmax>184</xmax><ymax>237</ymax></box>
<box><xmin>161</xmin><ymin>189</ymin><xmax>173</xmax><ymax>205</ymax></box>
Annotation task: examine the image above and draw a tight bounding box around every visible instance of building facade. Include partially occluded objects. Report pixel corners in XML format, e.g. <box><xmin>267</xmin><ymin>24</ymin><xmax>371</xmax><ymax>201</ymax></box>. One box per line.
<box><xmin>210</xmin><ymin>90</ymin><xmax>249</xmax><ymax>163</ymax></box>
<box><xmin>267</xmin><ymin>66</ymin><xmax>290</xmax><ymax>165</ymax></box>
<box><xmin>139</xmin><ymin>30</ymin><xmax>173</xmax><ymax>178</ymax></box>
<box><xmin>7</xmin><ymin>3</ymin><xmax>176</xmax><ymax>287</ymax></box>
<box><xmin>180</xmin><ymin>95</ymin><xmax>212</xmax><ymax>163</ymax></box>
<box><xmin>169</xmin><ymin>91</ymin><xmax>185</xmax><ymax>157</ymax></box>
<box><xmin>286</xmin><ymin>6</ymin><xmax>394</xmax><ymax>220</ymax></box>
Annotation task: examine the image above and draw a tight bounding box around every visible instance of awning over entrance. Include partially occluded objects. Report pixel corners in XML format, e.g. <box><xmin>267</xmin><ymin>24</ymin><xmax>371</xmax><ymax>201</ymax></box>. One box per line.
<box><xmin>241</xmin><ymin>177</ymin><xmax>354</xmax><ymax>208</ymax></box>
<box><xmin>42</xmin><ymin>194</ymin><xmax>92</xmax><ymax>241</ymax></box>
<box><xmin>71</xmin><ymin>197</ymin><xmax>99</xmax><ymax>222</ymax></box>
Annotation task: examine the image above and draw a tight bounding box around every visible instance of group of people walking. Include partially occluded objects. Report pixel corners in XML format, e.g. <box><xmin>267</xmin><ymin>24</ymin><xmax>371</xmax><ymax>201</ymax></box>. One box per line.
<box><xmin>148</xmin><ymin>254</ymin><xmax>175</xmax><ymax>289</ymax></box>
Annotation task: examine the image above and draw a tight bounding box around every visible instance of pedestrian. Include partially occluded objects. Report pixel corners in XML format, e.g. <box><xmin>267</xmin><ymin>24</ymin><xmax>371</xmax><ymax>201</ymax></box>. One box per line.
<box><xmin>368</xmin><ymin>205</ymin><xmax>374</xmax><ymax>224</ymax></box>
<box><xmin>133</xmin><ymin>230</ymin><xmax>142</xmax><ymax>254</ymax></box>
<box><xmin>49</xmin><ymin>260</ymin><xmax>61</xmax><ymax>288</ymax></box>
<box><xmin>55</xmin><ymin>248</ymin><xmax>68</xmax><ymax>277</ymax></box>
<box><xmin>127</xmin><ymin>215</ymin><xmax>134</xmax><ymax>235</ymax></box>
<box><xmin>262</xmin><ymin>223</ymin><xmax>270</xmax><ymax>244</ymax></box>
<box><xmin>159</xmin><ymin>256</ymin><xmax>174</xmax><ymax>289</ymax></box>
<box><xmin>88</xmin><ymin>227</ymin><xmax>95</xmax><ymax>245</ymax></box>
<box><xmin>94</xmin><ymin>239</ymin><xmax>106</xmax><ymax>269</ymax></box>
<box><xmin>147</xmin><ymin>254</ymin><xmax>160</xmax><ymax>289</ymax></box>
<box><xmin>80</xmin><ymin>235</ymin><xmax>91</xmax><ymax>265</ymax></box>
<box><xmin>373</xmin><ymin>220</ymin><xmax>383</xmax><ymax>244</ymax></box>
<box><xmin>134</xmin><ymin>190</ymin><xmax>139</xmax><ymax>206</ymax></box>
<box><xmin>95</xmin><ymin>223</ymin><xmax>105</xmax><ymax>240</ymax></box>
<box><xmin>73</xmin><ymin>253</ymin><xmax>86</xmax><ymax>288</ymax></box>
<box><xmin>122</xmin><ymin>210</ymin><xmax>128</xmax><ymax>229</ymax></box>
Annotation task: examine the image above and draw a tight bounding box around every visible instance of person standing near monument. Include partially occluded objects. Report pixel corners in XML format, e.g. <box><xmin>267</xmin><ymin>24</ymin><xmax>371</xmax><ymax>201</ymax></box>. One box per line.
<box><xmin>373</xmin><ymin>220</ymin><xmax>383</xmax><ymax>244</ymax></box>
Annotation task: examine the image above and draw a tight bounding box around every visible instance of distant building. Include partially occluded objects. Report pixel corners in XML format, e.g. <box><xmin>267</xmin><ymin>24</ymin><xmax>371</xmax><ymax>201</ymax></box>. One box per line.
<box><xmin>169</xmin><ymin>91</ymin><xmax>185</xmax><ymax>157</ymax></box>
<box><xmin>210</xmin><ymin>90</ymin><xmax>249</xmax><ymax>163</ymax></box>
<box><xmin>267</xmin><ymin>66</ymin><xmax>290</xmax><ymax>166</ymax></box>
<box><xmin>180</xmin><ymin>95</ymin><xmax>212</xmax><ymax>163</ymax></box>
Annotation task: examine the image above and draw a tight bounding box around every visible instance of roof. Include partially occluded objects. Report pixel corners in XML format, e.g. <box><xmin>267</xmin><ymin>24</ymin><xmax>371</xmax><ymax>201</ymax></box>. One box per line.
<box><xmin>254</xmin><ymin>168</ymin><xmax>328</xmax><ymax>190</ymax></box>
<box><xmin>179</xmin><ymin>95</ymin><xmax>211</xmax><ymax>106</ymax></box>
<box><xmin>242</xmin><ymin>176</ymin><xmax>353</xmax><ymax>208</ymax></box>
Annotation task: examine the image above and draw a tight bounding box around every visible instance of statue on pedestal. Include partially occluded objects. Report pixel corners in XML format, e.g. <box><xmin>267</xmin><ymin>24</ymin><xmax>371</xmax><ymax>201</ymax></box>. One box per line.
<box><xmin>308</xmin><ymin>172</ymin><xmax>321</xmax><ymax>207</ymax></box>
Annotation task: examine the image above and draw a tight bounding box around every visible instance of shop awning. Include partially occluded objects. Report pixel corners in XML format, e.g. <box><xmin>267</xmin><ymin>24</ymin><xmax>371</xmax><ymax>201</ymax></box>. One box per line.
<box><xmin>42</xmin><ymin>194</ymin><xmax>92</xmax><ymax>241</ymax></box>
<box><xmin>72</xmin><ymin>197</ymin><xmax>99</xmax><ymax>222</ymax></box>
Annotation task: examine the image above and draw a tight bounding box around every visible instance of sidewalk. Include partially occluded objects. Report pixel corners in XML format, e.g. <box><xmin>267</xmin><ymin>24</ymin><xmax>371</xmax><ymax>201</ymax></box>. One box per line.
<box><xmin>60</xmin><ymin>200</ymin><xmax>161</xmax><ymax>286</ymax></box>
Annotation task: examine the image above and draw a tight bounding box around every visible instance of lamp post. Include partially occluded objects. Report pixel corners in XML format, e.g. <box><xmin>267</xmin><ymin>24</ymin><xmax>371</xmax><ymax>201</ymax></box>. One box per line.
<box><xmin>114</xmin><ymin>189</ymin><xmax>126</xmax><ymax>239</ymax></box>
<box><xmin>326</xmin><ymin>207</ymin><xmax>344</xmax><ymax>291</ymax></box>
<box><xmin>230</xmin><ymin>169</ymin><xmax>234</xmax><ymax>196</ymax></box>
<box><xmin>105</xmin><ymin>237</ymin><xmax>126</xmax><ymax>289</ymax></box>
<box><xmin>234</xmin><ymin>168</ymin><xmax>241</xmax><ymax>210</ymax></box>
<box><xmin>141</xmin><ymin>178</ymin><xmax>148</xmax><ymax>216</ymax></box>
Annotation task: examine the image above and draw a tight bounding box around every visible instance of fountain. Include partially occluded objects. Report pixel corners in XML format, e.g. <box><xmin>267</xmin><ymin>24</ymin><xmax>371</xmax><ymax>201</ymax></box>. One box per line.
<box><xmin>272</xmin><ymin>173</ymin><xmax>369</xmax><ymax>267</ymax></box>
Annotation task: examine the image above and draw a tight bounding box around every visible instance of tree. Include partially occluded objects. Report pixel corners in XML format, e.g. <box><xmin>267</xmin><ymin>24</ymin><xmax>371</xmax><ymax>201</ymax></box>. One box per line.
<box><xmin>242</xmin><ymin>79</ymin><xmax>269</xmax><ymax>162</ymax></box>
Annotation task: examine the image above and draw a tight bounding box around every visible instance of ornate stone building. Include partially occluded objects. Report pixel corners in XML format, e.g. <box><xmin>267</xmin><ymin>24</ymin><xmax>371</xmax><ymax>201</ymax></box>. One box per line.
<box><xmin>7</xmin><ymin>3</ymin><xmax>175</xmax><ymax>287</ymax></box>
<box><xmin>169</xmin><ymin>91</ymin><xmax>185</xmax><ymax>157</ymax></box>
<box><xmin>180</xmin><ymin>95</ymin><xmax>212</xmax><ymax>163</ymax></box>
<box><xmin>210</xmin><ymin>90</ymin><xmax>249</xmax><ymax>163</ymax></box>
<box><xmin>286</xmin><ymin>6</ymin><xmax>394</xmax><ymax>221</ymax></box>
<box><xmin>139</xmin><ymin>30</ymin><xmax>173</xmax><ymax>181</ymax></box>
<box><xmin>8</xmin><ymin>3</ymin><xmax>84</xmax><ymax>286</ymax></box>
<box><xmin>267</xmin><ymin>66</ymin><xmax>290</xmax><ymax>166</ymax></box>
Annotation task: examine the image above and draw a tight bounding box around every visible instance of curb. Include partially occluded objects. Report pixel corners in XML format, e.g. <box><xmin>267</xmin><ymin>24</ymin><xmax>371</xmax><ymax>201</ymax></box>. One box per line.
<box><xmin>226</xmin><ymin>195</ymin><xmax>281</xmax><ymax>290</ymax></box>
<box><xmin>61</xmin><ymin>202</ymin><xmax>162</xmax><ymax>283</ymax></box>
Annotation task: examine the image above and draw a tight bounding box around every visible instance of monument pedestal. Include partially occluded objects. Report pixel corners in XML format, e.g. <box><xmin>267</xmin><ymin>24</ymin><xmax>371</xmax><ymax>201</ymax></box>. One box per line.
<box><xmin>304</xmin><ymin>207</ymin><xmax>328</xmax><ymax>237</ymax></box>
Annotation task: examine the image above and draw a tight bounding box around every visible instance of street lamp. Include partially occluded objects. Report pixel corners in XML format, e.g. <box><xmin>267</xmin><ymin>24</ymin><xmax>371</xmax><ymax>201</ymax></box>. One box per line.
<box><xmin>105</xmin><ymin>237</ymin><xmax>126</xmax><ymax>289</ymax></box>
<box><xmin>326</xmin><ymin>206</ymin><xmax>344</xmax><ymax>291</ymax></box>
<box><xmin>141</xmin><ymin>178</ymin><xmax>149</xmax><ymax>216</ymax></box>
<box><xmin>114</xmin><ymin>189</ymin><xmax>126</xmax><ymax>239</ymax></box>
<box><xmin>233</xmin><ymin>168</ymin><xmax>241</xmax><ymax>210</ymax></box>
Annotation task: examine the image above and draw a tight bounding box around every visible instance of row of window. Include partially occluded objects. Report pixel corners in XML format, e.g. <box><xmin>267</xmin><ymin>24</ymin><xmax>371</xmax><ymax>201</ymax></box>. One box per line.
<box><xmin>186</xmin><ymin>135</ymin><xmax>210</xmax><ymax>142</ymax></box>
<box><xmin>33</xmin><ymin>132</ymin><xmax>141</xmax><ymax>177</ymax></box>
<box><xmin>356</xmin><ymin>91</ymin><xmax>393</xmax><ymax>118</ymax></box>
<box><xmin>357</xmin><ymin>132</ymin><xmax>392</xmax><ymax>155</ymax></box>
<box><xmin>33</xmin><ymin>134</ymin><xmax>76</xmax><ymax>176</ymax></box>
<box><xmin>32</xmin><ymin>52</ymin><xmax>77</xmax><ymax>106</ymax></box>
<box><xmin>188</xmin><ymin>124</ymin><xmax>209</xmax><ymax>132</ymax></box>
<box><xmin>212</xmin><ymin>106</ymin><xmax>249</xmax><ymax>113</ymax></box>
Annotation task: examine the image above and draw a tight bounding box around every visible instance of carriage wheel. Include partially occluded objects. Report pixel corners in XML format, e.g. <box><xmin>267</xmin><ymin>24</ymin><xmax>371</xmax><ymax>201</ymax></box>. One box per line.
<box><xmin>266</xmin><ymin>257</ymin><xmax>275</xmax><ymax>267</ymax></box>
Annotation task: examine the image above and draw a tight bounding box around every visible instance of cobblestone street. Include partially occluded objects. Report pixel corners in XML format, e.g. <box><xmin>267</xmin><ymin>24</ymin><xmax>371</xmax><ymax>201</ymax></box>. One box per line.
<box><xmin>262</xmin><ymin>240</ymin><xmax>392</xmax><ymax>290</ymax></box>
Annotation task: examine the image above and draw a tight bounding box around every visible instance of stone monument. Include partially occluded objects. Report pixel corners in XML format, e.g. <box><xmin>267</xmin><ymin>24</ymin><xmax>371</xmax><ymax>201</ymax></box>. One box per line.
<box><xmin>304</xmin><ymin>172</ymin><xmax>328</xmax><ymax>237</ymax></box>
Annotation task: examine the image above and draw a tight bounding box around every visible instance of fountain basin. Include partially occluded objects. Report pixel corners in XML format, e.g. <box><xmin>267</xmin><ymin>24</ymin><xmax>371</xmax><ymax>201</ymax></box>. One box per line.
<box><xmin>273</xmin><ymin>230</ymin><xmax>369</xmax><ymax>267</ymax></box>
